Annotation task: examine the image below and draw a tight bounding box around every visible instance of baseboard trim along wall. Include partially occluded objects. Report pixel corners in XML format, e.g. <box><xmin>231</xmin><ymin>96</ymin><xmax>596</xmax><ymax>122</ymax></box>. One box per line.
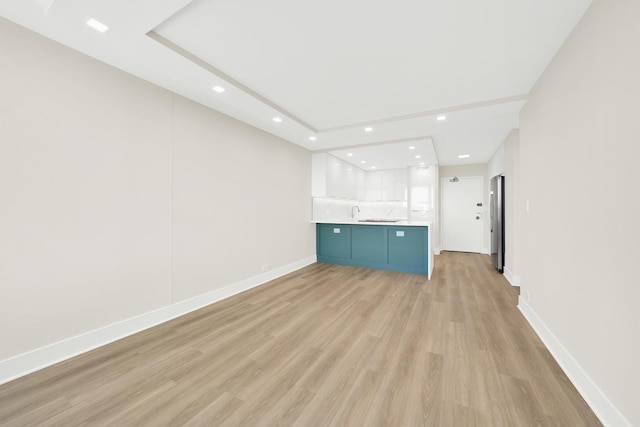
<box><xmin>0</xmin><ymin>256</ymin><xmax>317</xmax><ymax>385</ymax></box>
<box><xmin>503</xmin><ymin>267</ymin><xmax>520</xmax><ymax>286</ymax></box>
<box><xmin>518</xmin><ymin>297</ymin><xmax>631</xmax><ymax>427</ymax></box>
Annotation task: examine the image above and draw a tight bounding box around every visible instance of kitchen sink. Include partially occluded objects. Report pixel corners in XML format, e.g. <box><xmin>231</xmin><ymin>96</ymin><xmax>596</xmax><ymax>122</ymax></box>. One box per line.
<box><xmin>357</xmin><ymin>219</ymin><xmax>401</xmax><ymax>223</ymax></box>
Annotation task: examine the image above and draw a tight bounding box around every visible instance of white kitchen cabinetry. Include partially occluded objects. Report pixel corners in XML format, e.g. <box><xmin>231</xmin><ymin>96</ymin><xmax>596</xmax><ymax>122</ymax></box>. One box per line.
<box><xmin>409</xmin><ymin>165</ymin><xmax>436</xmax><ymax>222</ymax></box>
<box><xmin>366</xmin><ymin>171</ymin><xmax>383</xmax><ymax>201</ymax></box>
<box><xmin>356</xmin><ymin>170</ymin><xmax>367</xmax><ymax>200</ymax></box>
<box><xmin>394</xmin><ymin>169</ymin><xmax>408</xmax><ymax>201</ymax></box>
<box><xmin>312</xmin><ymin>153</ymin><xmax>364</xmax><ymax>200</ymax></box>
<box><xmin>366</xmin><ymin>168</ymin><xmax>407</xmax><ymax>201</ymax></box>
<box><xmin>325</xmin><ymin>157</ymin><xmax>345</xmax><ymax>198</ymax></box>
<box><xmin>313</xmin><ymin>154</ymin><xmax>407</xmax><ymax>202</ymax></box>
<box><xmin>381</xmin><ymin>171</ymin><xmax>395</xmax><ymax>200</ymax></box>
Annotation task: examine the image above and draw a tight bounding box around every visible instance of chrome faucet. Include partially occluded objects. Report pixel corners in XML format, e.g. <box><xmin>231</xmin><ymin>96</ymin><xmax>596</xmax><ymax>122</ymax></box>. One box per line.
<box><xmin>351</xmin><ymin>205</ymin><xmax>360</xmax><ymax>219</ymax></box>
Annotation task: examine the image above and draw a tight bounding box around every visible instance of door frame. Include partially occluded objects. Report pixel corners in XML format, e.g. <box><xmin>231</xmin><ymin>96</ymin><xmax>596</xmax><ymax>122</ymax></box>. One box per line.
<box><xmin>440</xmin><ymin>175</ymin><xmax>484</xmax><ymax>253</ymax></box>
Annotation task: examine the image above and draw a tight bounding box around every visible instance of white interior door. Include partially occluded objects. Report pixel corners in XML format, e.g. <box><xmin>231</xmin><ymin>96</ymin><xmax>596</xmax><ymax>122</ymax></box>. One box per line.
<box><xmin>441</xmin><ymin>176</ymin><xmax>483</xmax><ymax>253</ymax></box>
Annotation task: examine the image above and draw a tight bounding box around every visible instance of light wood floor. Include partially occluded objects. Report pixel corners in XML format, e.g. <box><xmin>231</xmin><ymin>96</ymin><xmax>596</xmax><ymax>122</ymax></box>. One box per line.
<box><xmin>0</xmin><ymin>252</ymin><xmax>601</xmax><ymax>426</ymax></box>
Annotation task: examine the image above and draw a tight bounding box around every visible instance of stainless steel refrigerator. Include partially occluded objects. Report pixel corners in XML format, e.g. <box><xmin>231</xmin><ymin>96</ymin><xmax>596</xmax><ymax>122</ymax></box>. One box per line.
<box><xmin>490</xmin><ymin>175</ymin><xmax>505</xmax><ymax>273</ymax></box>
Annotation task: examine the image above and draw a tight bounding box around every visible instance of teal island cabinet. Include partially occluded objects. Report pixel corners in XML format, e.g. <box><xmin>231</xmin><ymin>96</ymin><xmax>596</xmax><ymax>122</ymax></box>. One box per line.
<box><xmin>316</xmin><ymin>222</ymin><xmax>432</xmax><ymax>278</ymax></box>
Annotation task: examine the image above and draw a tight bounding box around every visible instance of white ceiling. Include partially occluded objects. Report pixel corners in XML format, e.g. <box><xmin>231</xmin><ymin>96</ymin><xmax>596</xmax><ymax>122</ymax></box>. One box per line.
<box><xmin>1</xmin><ymin>0</ymin><xmax>593</xmax><ymax>165</ymax></box>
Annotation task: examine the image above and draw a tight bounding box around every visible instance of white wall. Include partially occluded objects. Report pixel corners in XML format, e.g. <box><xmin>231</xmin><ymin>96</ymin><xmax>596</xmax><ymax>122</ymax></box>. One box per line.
<box><xmin>518</xmin><ymin>0</ymin><xmax>639</xmax><ymax>424</ymax></box>
<box><xmin>502</xmin><ymin>130</ymin><xmax>521</xmax><ymax>285</ymax></box>
<box><xmin>171</xmin><ymin>96</ymin><xmax>314</xmax><ymax>301</ymax></box>
<box><xmin>487</xmin><ymin>130</ymin><xmax>520</xmax><ymax>285</ymax></box>
<box><xmin>0</xmin><ymin>18</ymin><xmax>314</xmax><ymax>364</ymax></box>
<box><xmin>439</xmin><ymin>164</ymin><xmax>489</xmax><ymax>253</ymax></box>
<box><xmin>487</xmin><ymin>143</ymin><xmax>505</xmax><ymax>179</ymax></box>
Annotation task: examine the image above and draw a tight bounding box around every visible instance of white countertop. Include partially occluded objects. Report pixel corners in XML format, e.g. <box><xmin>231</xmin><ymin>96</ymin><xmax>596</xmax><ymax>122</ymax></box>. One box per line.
<box><xmin>312</xmin><ymin>220</ymin><xmax>431</xmax><ymax>227</ymax></box>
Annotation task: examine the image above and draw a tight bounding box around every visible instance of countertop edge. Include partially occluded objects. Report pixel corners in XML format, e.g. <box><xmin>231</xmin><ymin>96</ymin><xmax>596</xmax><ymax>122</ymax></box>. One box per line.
<box><xmin>312</xmin><ymin>220</ymin><xmax>431</xmax><ymax>227</ymax></box>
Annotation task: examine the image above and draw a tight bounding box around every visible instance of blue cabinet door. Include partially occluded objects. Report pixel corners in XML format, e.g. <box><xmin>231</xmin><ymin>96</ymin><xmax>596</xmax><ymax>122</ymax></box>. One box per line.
<box><xmin>387</xmin><ymin>227</ymin><xmax>428</xmax><ymax>269</ymax></box>
<box><xmin>351</xmin><ymin>226</ymin><xmax>385</xmax><ymax>263</ymax></box>
<box><xmin>317</xmin><ymin>225</ymin><xmax>350</xmax><ymax>259</ymax></box>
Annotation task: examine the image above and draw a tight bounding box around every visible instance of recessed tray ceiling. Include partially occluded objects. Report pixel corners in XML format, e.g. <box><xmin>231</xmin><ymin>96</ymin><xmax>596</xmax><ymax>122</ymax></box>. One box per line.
<box><xmin>0</xmin><ymin>0</ymin><xmax>593</xmax><ymax>165</ymax></box>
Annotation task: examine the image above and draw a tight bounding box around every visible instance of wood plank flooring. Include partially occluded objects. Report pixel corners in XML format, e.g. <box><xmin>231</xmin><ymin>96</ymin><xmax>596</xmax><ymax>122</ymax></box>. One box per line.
<box><xmin>0</xmin><ymin>252</ymin><xmax>602</xmax><ymax>426</ymax></box>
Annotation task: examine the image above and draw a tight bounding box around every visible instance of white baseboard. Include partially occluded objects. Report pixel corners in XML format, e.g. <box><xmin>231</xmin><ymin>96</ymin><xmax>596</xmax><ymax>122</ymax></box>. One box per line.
<box><xmin>503</xmin><ymin>266</ymin><xmax>520</xmax><ymax>286</ymax></box>
<box><xmin>518</xmin><ymin>298</ymin><xmax>631</xmax><ymax>427</ymax></box>
<box><xmin>0</xmin><ymin>256</ymin><xmax>317</xmax><ymax>385</ymax></box>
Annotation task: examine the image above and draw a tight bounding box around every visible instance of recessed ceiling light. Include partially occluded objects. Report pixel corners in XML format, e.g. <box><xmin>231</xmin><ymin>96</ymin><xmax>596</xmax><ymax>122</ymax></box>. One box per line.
<box><xmin>420</xmin><ymin>162</ymin><xmax>425</xmax><ymax>166</ymax></box>
<box><xmin>272</xmin><ymin>117</ymin><xmax>282</xmax><ymax>123</ymax></box>
<box><xmin>347</xmin><ymin>153</ymin><xmax>353</xmax><ymax>157</ymax></box>
<box><xmin>458</xmin><ymin>154</ymin><xmax>470</xmax><ymax>159</ymax></box>
<box><xmin>86</xmin><ymin>18</ymin><xmax>109</xmax><ymax>33</ymax></box>
<box><xmin>361</xmin><ymin>160</ymin><xmax>366</xmax><ymax>164</ymax></box>
<box><xmin>371</xmin><ymin>166</ymin><xmax>376</xmax><ymax>169</ymax></box>
<box><xmin>437</xmin><ymin>115</ymin><xmax>447</xmax><ymax>121</ymax></box>
<box><xmin>415</xmin><ymin>155</ymin><xmax>421</xmax><ymax>159</ymax></box>
<box><xmin>364</xmin><ymin>127</ymin><xmax>373</xmax><ymax>132</ymax></box>
<box><xmin>212</xmin><ymin>85</ymin><xmax>226</xmax><ymax>93</ymax></box>
<box><xmin>409</xmin><ymin>146</ymin><xmax>415</xmax><ymax>150</ymax></box>
<box><xmin>309</xmin><ymin>136</ymin><xmax>317</xmax><ymax>141</ymax></box>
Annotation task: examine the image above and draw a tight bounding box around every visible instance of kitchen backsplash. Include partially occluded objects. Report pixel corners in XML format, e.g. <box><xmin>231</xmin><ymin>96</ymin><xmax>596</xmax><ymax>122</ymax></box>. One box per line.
<box><xmin>312</xmin><ymin>197</ymin><xmax>408</xmax><ymax>222</ymax></box>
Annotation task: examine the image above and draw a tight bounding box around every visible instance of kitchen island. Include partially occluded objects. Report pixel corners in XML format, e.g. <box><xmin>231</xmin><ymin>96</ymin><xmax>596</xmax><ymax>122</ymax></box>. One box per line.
<box><xmin>314</xmin><ymin>220</ymin><xmax>433</xmax><ymax>278</ymax></box>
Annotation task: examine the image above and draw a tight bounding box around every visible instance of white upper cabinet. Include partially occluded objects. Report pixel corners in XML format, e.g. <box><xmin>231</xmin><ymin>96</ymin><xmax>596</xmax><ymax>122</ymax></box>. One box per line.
<box><xmin>313</xmin><ymin>153</ymin><xmax>408</xmax><ymax>202</ymax></box>
<box><xmin>394</xmin><ymin>169</ymin><xmax>408</xmax><ymax>201</ymax></box>
<box><xmin>366</xmin><ymin>171</ymin><xmax>383</xmax><ymax>201</ymax></box>
<box><xmin>356</xmin><ymin>169</ymin><xmax>367</xmax><ymax>201</ymax></box>
<box><xmin>365</xmin><ymin>168</ymin><xmax>407</xmax><ymax>201</ymax></box>
<box><xmin>381</xmin><ymin>171</ymin><xmax>395</xmax><ymax>200</ymax></box>
<box><xmin>325</xmin><ymin>156</ymin><xmax>344</xmax><ymax>198</ymax></box>
<box><xmin>409</xmin><ymin>165</ymin><xmax>436</xmax><ymax>221</ymax></box>
<box><xmin>311</xmin><ymin>153</ymin><xmax>327</xmax><ymax>197</ymax></box>
<box><xmin>312</xmin><ymin>153</ymin><xmax>364</xmax><ymax>200</ymax></box>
